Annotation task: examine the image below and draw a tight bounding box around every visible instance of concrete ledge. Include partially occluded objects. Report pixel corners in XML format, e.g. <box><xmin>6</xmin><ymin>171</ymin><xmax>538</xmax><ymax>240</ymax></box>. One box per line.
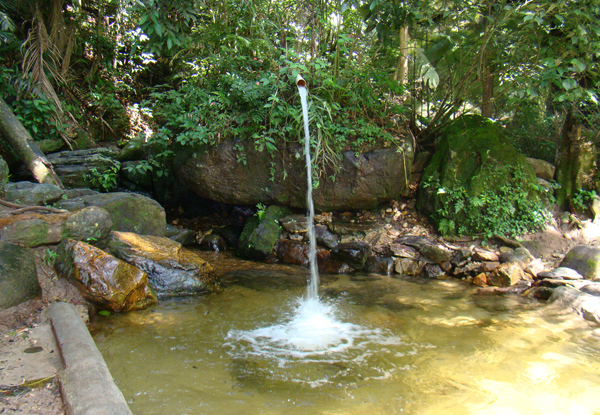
<box><xmin>48</xmin><ymin>302</ymin><xmax>133</xmax><ymax>415</ymax></box>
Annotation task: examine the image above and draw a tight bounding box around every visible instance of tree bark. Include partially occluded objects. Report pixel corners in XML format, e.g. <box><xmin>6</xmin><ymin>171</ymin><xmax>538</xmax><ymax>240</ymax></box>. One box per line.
<box><xmin>0</xmin><ymin>97</ymin><xmax>64</xmax><ymax>188</ymax></box>
<box><xmin>395</xmin><ymin>25</ymin><xmax>409</xmax><ymax>85</ymax></box>
<box><xmin>555</xmin><ymin>109</ymin><xmax>596</xmax><ymax>210</ymax></box>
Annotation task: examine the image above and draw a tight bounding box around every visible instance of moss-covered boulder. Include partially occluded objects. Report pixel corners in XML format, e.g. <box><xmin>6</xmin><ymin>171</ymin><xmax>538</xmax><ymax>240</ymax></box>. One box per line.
<box><xmin>560</xmin><ymin>245</ymin><xmax>600</xmax><ymax>281</ymax></box>
<box><xmin>56</xmin><ymin>192</ymin><xmax>166</xmax><ymax>236</ymax></box>
<box><xmin>55</xmin><ymin>239</ymin><xmax>157</xmax><ymax>312</ymax></box>
<box><xmin>237</xmin><ymin>205</ymin><xmax>290</xmax><ymax>260</ymax></box>
<box><xmin>0</xmin><ymin>207</ymin><xmax>113</xmax><ymax>247</ymax></box>
<box><xmin>417</xmin><ymin>115</ymin><xmax>549</xmax><ymax>237</ymax></box>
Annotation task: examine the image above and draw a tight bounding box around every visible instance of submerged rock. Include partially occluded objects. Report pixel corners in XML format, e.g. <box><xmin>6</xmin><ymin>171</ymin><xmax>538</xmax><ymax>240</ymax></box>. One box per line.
<box><xmin>108</xmin><ymin>231</ymin><xmax>219</xmax><ymax>296</ymax></box>
<box><xmin>55</xmin><ymin>239</ymin><xmax>157</xmax><ymax>312</ymax></box>
<box><xmin>550</xmin><ymin>286</ymin><xmax>600</xmax><ymax>325</ymax></box>
<box><xmin>0</xmin><ymin>242</ymin><xmax>40</xmax><ymax>309</ymax></box>
<box><xmin>199</xmin><ymin>234</ymin><xmax>228</xmax><ymax>251</ymax></box>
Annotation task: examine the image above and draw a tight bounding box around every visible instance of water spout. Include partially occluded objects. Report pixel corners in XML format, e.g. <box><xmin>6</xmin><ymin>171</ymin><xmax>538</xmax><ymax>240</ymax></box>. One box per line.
<box><xmin>296</xmin><ymin>74</ymin><xmax>319</xmax><ymax>300</ymax></box>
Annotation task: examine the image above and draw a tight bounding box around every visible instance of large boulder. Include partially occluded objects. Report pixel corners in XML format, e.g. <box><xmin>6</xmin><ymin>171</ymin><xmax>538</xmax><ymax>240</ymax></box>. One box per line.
<box><xmin>417</xmin><ymin>115</ymin><xmax>546</xmax><ymax>236</ymax></box>
<box><xmin>56</xmin><ymin>192</ymin><xmax>166</xmax><ymax>236</ymax></box>
<box><xmin>560</xmin><ymin>245</ymin><xmax>600</xmax><ymax>281</ymax></box>
<box><xmin>0</xmin><ymin>206</ymin><xmax>113</xmax><ymax>247</ymax></box>
<box><xmin>55</xmin><ymin>239</ymin><xmax>157</xmax><ymax>312</ymax></box>
<box><xmin>174</xmin><ymin>138</ymin><xmax>414</xmax><ymax>211</ymax></box>
<box><xmin>108</xmin><ymin>231</ymin><xmax>219</xmax><ymax>296</ymax></box>
<box><xmin>0</xmin><ymin>242</ymin><xmax>40</xmax><ymax>309</ymax></box>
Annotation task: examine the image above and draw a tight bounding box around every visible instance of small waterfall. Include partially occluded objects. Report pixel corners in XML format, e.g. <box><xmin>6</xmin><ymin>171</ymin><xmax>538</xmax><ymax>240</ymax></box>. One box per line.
<box><xmin>296</xmin><ymin>75</ymin><xmax>319</xmax><ymax>300</ymax></box>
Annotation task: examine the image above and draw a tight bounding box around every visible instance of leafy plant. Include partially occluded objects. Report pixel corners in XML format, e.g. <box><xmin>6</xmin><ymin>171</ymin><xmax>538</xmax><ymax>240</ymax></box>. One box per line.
<box><xmin>255</xmin><ymin>203</ymin><xmax>266</xmax><ymax>220</ymax></box>
<box><xmin>573</xmin><ymin>189</ymin><xmax>598</xmax><ymax>211</ymax></box>
<box><xmin>423</xmin><ymin>166</ymin><xmax>554</xmax><ymax>238</ymax></box>
<box><xmin>42</xmin><ymin>248</ymin><xmax>57</xmax><ymax>267</ymax></box>
<box><xmin>87</xmin><ymin>164</ymin><xmax>121</xmax><ymax>192</ymax></box>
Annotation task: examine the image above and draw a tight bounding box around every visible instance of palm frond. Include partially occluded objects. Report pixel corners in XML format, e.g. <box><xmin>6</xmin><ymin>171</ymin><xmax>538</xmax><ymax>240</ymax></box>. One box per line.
<box><xmin>21</xmin><ymin>6</ymin><xmax>64</xmax><ymax>113</ymax></box>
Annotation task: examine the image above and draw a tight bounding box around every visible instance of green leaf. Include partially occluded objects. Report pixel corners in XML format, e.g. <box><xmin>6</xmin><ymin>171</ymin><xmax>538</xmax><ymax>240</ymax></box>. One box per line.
<box><xmin>571</xmin><ymin>58</ymin><xmax>586</xmax><ymax>72</ymax></box>
<box><xmin>98</xmin><ymin>310</ymin><xmax>111</xmax><ymax>316</ymax></box>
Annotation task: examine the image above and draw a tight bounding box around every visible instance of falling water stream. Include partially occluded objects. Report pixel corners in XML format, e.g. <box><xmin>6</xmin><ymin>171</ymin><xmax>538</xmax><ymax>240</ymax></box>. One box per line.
<box><xmin>91</xmin><ymin>76</ymin><xmax>600</xmax><ymax>414</ymax></box>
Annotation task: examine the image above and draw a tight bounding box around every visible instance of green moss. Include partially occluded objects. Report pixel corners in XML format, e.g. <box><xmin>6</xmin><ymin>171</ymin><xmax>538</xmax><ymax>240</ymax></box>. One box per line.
<box><xmin>418</xmin><ymin>115</ymin><xmax>552</xmax><ymax>237</ymax></box>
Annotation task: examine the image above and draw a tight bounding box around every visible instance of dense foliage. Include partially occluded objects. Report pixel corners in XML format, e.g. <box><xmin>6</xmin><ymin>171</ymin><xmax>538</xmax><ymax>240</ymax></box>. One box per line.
<box><xmin>0</xmin><ymin>0</ymin><xmax>599</xmax><ymax>229</ymax></box>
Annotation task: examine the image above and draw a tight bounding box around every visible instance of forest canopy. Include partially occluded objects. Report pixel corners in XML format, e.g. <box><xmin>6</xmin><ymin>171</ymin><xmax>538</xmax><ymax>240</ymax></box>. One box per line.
<box><xmin>0</xmin><ymin>0</ymin><xmax>598</xmax><ymax>196</ymax></box>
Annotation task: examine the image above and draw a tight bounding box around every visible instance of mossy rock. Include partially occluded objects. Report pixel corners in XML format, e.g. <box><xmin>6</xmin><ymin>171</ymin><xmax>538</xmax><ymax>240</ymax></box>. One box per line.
<box><xmin>417</xmin><ymin>115</ymin><xmax>548</xmax><ymax>236</ymax></box>
<box><xmin>237</xmin><ymin>205</ymin><xmax>290</xmax><ymax>260</ymax></box>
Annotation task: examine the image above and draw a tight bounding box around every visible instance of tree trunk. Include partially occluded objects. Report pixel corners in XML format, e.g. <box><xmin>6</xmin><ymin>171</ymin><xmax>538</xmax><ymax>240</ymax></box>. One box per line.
<box><xmin>481</xmin><ymin>59</ymin><xmax>495</xmax><ymax>118</ymax></box>
<box><xmin>0</xmin><ymin>97</ymin><xmax>64</xmax><ymax>188</ymax></box>
<box><xmin>556</xmin><ymin>109</ymin><xmax>596</xmax><ymax>210</ymax></box>
<box><xmin>395</xmin><ymin>25</ymin><xmax>409</xmax><ymax>85</ymax></box>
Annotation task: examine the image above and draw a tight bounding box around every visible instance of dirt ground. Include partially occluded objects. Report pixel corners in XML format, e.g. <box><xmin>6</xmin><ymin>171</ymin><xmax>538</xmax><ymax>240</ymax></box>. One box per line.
<box><xmin>0</xmin><ymin>203</ymin><xmax>598</xmax><ymax>415</ymax></box>
<box><xmin>0</xmin><ymin>247</ymin><xmax>86</xmax><ymax>415</ymax></box>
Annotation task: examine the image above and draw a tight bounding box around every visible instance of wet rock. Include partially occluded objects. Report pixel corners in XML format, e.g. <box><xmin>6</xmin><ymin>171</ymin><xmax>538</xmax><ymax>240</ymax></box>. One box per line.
<box><xmin>56</xmin><ymin>192</ymin><xmax>166</xmax><ymax>236</ymax></box>
<box><xmin>560</xmin><ymin>245</ymin><xmax>600</xmax><ymax>281</ymax></box>
<box><xmin>423</xmin><ymin>264</ymin><xmax>445</xmax><ymax>279</ymax></box>
<box><xmin>108</xmin><ymin>231</ymin><xmax>219</xmax><ymax>296</ymax></box>
<box><xmin>214</xmin><ymin>225</ymin><xmax>244</xmax><ymax>248</ymax></box>
<box><xmin>393</xmin><ymin>257</ymin><xmax>423</xmax><ymax>276</ymax></box>
<box><xmin>314</xmin><ymin>224</ymin><xmax>338</xmax><ymax>249</ymax></box>
<box><xmin>316</xmin><ymin>250</ymin><xmax>354</xmax><ymax>274</ymax></box>
<box><xmin>364</xmin><ymin>256</ymin><xmax>394</xmax><ymax>276</ymax></box>
<box><xmin>580</xmin><ymin>283</ymin><xmax>600</xmax><ymax>297</ymax></box>
<box><xmin>396</xmin><ymin>236</ymin><xmax>453</xmax><ymax>263</ymax></box>
<box><xmin>487</xmin><ymin>260</ymin><xmax>525</xmax><ymax>287</ymax></box>
<box><xmin>0</xmin><ymin>242</ymin><xmax>40</xmax><ymax>309</ymax></box>
<box><xmin>527</xmin><ymin>286</ymin><xmax>554</xmax><ymax>301</ymax></box>
<box><xmin>166</xmin><ymin>226</ymin><xmax>197</xmax><ymax>246</ymax></box>
<box><xmin>280</xmin><ymin>215</ymin><xmax>308</xmax><ymax>233</ymax></box>
<box><xmin>4</xmin><ymin>181</ymin><xmax>65</xmax><ymax>206</ymax></box>
<box><xmin>199</xmin><ymin>233</ymin><xmax>228</xmax><ymax>251</ymax></box>
<box><xmin>331</xmin><ymin>242</ymin><xmax>372</xmax><ymax>269</ymax></box>
<box><xmin>473</xmin><ymin>273</ymin><xmax>487</xmax><ymax>287</ymax></box>
<box><xmin>0</xmin><ymin>206</ymin><xmax>112</xmax><ymax>247</ymax></box>
<box><xmin>276</xmin><ymin>239</ymin><xmax>310</xmax><ymax>266</ymax></box>
<box><xmin>389</xmin><ymin>243</ymin><xmax>419</xmax><ymax>259</ymax></box>
<box><xmin>538</xmin><ymin>267</ymin><xmax>584</xmax><ymax>280</ymax></box>
<box><xmin>237</xmin><ymin>205</ymin><xmax>290</xmax><ymax>260</ymax></box>
<box><xmin>550</xmin><ymin>286</ymin><xmax>600</xmax><ymax>325</ymax></box>
<box><xmin>55</xmin><ymin>239</ymin><xmax>157</xmax><ymax>312</ymax></box>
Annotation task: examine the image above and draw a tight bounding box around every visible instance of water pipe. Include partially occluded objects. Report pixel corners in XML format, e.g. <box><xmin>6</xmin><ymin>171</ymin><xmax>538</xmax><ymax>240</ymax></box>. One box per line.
<box><xmin>296</xmin><ymin>74</ymin><xmax>306</xmax><ymax>88</ymax></box>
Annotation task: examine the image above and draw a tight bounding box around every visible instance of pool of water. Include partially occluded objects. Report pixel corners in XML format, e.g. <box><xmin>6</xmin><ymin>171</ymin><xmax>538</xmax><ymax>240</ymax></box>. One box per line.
<box><xmin>92</xmin><ymin>255</ymin><xmax>600</xmax><ymax>415</ymax></box>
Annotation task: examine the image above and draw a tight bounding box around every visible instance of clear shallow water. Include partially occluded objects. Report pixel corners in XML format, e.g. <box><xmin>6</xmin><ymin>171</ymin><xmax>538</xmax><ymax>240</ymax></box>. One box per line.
<box><xmin>92</xmin><ymin>263</ymin><xmax>600</xmax><ymax>415</ymax></box>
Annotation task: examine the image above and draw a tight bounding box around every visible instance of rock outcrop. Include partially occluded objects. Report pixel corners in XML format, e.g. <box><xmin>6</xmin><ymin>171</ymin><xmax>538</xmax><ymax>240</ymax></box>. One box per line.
<box><xmin>0</xmin><ymin>242</ymin><xmax>40</xmax><ymax>309</ymax></box>
<box><xmin>174</xmin><ymin>138</ymin><xmax>414</xmax><ymax>211</ymax></box>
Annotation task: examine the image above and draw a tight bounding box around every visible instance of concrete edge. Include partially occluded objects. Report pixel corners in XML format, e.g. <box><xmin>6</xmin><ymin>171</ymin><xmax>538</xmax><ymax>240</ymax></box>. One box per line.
<box><xmin>48</xmin><ymin>302</ymin><xmax>133</xmax><ymax>415</ymax></box>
